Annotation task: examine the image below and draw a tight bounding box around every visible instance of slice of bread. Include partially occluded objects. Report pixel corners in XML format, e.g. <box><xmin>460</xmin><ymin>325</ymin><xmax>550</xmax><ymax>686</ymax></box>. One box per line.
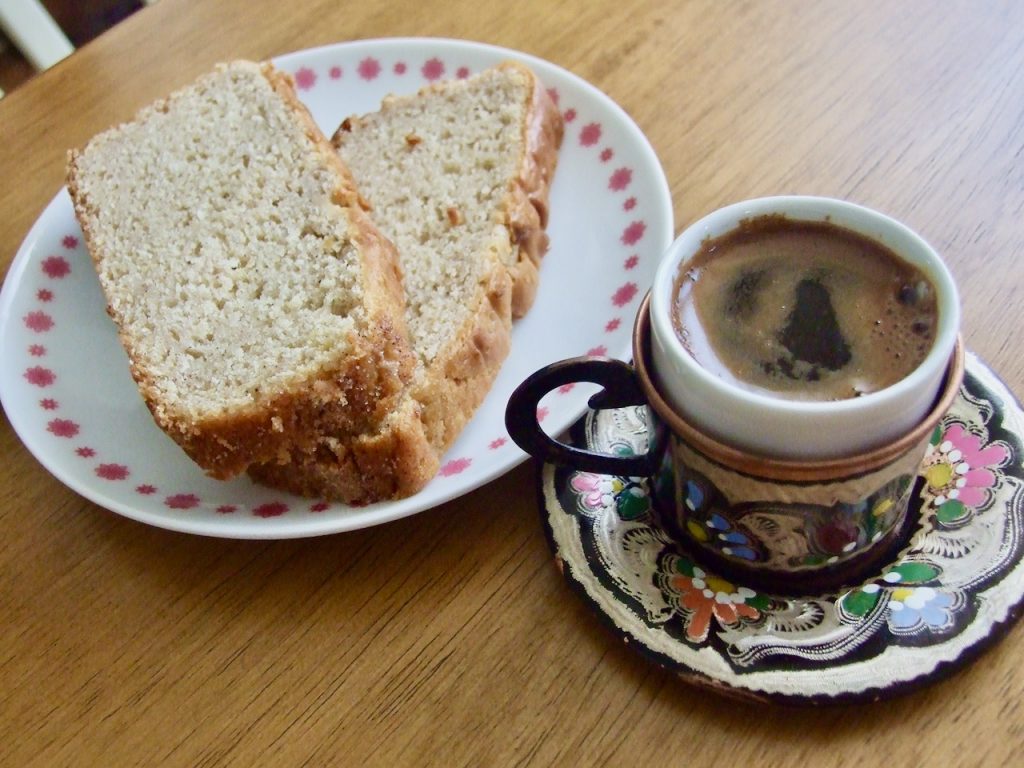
<box><xmin>249</xmin><ymin>61</ymin><xmax>564</xmax><ymax>503</ymax></box>
<box><xmin>67</xmin><ymin>61</ymin><xmax>416</xmax><ymax>479</ymax></box>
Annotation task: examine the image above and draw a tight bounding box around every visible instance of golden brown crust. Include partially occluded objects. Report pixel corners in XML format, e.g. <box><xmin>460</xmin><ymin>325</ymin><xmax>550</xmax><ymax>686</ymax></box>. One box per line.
<box><xmin>66</xmin><ymin>61</ymin><xmax>417</xmax><ymax>480</ymax></box>
<box><xmin>413</xmin><ymin>261</ymin><xmax>513</xmax><ymax>452</ymax></box>
<box><xmin>501</xmin><ymin>61</ymin><xmax>565</xmax><ymax>317</ymax></box>
<box><xmin>248</xmin><ymin>399</ymin><xmax>439</xmax><ymax>504</ymax></box>
<box><xmin>250</xmin><ymin>62</ymin><xmax>561</xmax><ymax>502</ymax></box>
<box><xmin>250</xmin><ymin>250</ymin><xmax>513</xmax><ymax>503</ymax></box>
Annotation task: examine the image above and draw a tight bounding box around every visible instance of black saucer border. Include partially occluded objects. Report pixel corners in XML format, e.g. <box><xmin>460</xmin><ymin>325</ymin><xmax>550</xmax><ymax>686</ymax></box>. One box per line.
<box><xmin>534</xmin><ymin>358</ymin><xmax>1024</xmax><ymax>706</ymax></box>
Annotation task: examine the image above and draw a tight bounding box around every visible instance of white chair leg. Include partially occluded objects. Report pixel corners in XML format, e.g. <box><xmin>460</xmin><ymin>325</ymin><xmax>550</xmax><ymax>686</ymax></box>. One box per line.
<box><xmin>0</xmin><ymin>0</ymin><xmax>74</xmax><ymax>71</ymax></box>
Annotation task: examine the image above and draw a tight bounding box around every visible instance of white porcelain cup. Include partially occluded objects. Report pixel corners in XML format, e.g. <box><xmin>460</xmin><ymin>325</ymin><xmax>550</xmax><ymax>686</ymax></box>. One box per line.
<box><xmin>648</xmin><ymin>196</ymin><xmax>961</xmax><ymax>460</ymax></box>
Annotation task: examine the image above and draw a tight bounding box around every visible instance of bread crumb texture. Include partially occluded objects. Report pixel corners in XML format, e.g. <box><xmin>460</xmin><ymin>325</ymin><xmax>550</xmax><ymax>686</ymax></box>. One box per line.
<box><xmin>70</xmin><ymin>62</ymin><xmax>369</xmax><ymax>422</ymax></box>
<box><xmin>335</xmin><ymin>64</ymin><xmax>535</xmax><ymax>365</ymax></box>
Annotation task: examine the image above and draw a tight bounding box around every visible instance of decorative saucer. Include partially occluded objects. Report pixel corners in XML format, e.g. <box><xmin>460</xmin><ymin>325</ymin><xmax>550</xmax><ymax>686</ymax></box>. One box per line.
<box><xmin>538</xmin><ymin>351</ymin><xmax>1024</xmax><ymax>704</ymax></box>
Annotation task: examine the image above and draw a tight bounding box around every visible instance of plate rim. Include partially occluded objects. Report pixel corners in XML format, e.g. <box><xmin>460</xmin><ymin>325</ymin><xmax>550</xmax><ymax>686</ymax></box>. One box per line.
<box><xmin>0</xmin><ymin>36</ymin><xmax>675</xmax><ymax>539</ymax></box>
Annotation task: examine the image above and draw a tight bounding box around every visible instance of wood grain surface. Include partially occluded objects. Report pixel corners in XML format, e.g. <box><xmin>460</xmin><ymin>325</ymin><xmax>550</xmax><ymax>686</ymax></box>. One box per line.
<box><xmin>2</xmin><ymin>1</ymin><xmax>1023</xmax><ymax>765</ymax></box>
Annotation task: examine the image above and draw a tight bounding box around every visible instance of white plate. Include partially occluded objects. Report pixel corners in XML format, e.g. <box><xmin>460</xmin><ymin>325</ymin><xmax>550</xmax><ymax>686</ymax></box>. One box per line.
<box><xmin>0</xmin><ymin>38</ymin><xmax>673</xmax><ymax>538</ymax></box>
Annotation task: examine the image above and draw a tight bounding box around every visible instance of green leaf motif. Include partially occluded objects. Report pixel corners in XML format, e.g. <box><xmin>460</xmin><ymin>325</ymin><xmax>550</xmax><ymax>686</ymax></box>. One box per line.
<box><xmin>674</xmin><ymin>556</ymin><xmax>696</xmax><ymax>577</ymax></box>
<box><xmin>890</xmin><ymin>561</ymin><xmax>940</xmax><ymax>584</ymax></box>
<box><xmin>746</xmin><ymin>593</ymin><xmax>771</xmax><ymax>611</ymax></box>
<box><xmin>616</xmin><ymin>487</ymin><xmax>649</xmax><ymax>520</ymax></box>
<box><xmin>930</xmin><ymin>425</ymin><xmax>944</xmax><ymax>446</ymax></box>
<box><xmin>841</xmin><ymin>588</ymin><xmax>880</xmax><ymax>617</ymax></box>
<box><xmin>936</xmin><ymin>500</ymin><xmax>968</xmax><ymax>525</ymax></box>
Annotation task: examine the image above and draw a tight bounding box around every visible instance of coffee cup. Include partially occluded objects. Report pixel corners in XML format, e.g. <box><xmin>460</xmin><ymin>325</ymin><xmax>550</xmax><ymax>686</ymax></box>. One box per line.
<box><xmin>506</xmin><ymin>196</ymin><xmax>963</xmax><ymax>593</ymax></box>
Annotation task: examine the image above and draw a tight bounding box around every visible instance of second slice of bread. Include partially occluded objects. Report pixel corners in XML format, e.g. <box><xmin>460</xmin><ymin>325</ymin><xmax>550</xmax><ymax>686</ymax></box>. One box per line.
<box><xmin>249</xmin><ymin>62</ymin><xmax>564</xmax><ymax>502</ymax></box>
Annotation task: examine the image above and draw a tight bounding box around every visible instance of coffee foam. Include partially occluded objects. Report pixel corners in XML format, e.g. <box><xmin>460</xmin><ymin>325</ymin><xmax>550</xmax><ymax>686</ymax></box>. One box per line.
<box><xmin>671</xmin><ymin>218</ymin><xmax>937</xmax><ymax>401</ymax></box>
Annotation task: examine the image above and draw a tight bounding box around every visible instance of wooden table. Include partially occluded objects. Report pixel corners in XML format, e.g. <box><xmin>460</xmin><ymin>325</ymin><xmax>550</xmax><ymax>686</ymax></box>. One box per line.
<box><xmin>2</xmin><ymin>1</ymin><xmax>1023</xmax><ymax>764</ymax></box>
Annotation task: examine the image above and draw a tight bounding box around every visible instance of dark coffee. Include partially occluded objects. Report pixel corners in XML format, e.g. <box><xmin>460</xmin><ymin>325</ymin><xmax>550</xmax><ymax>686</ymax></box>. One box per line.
<box><xmin>671</xmin><ymin>215</ymin><xmax>938</xmax><ymax>401</ymax></box>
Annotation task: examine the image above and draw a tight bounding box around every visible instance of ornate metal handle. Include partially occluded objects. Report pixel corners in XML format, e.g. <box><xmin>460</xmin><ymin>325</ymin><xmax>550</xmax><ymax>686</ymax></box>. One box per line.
<box><xmin>505</xmin><ymin>357</ymin><xmax>662</xmax><ymax>476</ymax></box>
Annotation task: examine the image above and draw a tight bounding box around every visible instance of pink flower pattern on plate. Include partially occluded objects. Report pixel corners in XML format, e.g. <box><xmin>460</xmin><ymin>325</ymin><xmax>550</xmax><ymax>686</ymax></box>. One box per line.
<box><xmin>440</xmin><ymin>458</ymin><xmax>472</xmax><ymax>477</ymax></box>
<box><xmin>612</xmin><ymin>283</ymin><xmax>638</xmax><ymax>307</ymax></box>
<box><xmin>165</xmin><ymin>494</ymin><xmax>199</xmax><ymax>510</ymax></box>
<box><xmin>358</xmin><ymin>57</ymin><xmax>381</xmax><ymax>80</ymax></box>
<box><xmin>41</xmin><ymin>256</ymin><xmax>70</xmax><ymax>279</ymax></box>
<box><xmin>609</xmin><ymin>167</ymin><xmax>632</xmax><ymax>191</ymax></box>
<box><xmin>579</xmin><ymin>123</ymin><xmax>602</xmax><ymax>146</ymax></box>
<box><xmin>24</xmin><ymin>311</ymin><xmax>53</xmax><ymax>332</ymax></box>
<box><xmin>47</xmin><ymin>419</ymin><xmax>79</xmax><ymax>438</ymax></box>
<box><xmin>25</xmin><ymin>367</ymin><xmax>55</xmax><ymax>387</ymax></box>
<box><xmin>621</xmin><ymin>221</ymin><xmax>646</xmax><ymax>246</ymax></box>
<box><xmin>96</xmin><ymin>464</ymin><xmax>129</xmax><ymax>481</ymax></box>
<box><xmin>422</xmin><ymin>58</ymin><xmax>445</xmax><ymax>80</ymax></box>
<box><xmin>254</xmin><ymin>502</ymin><xmax>289</xmax><ymax>518</ymax></box>
<box><xmin>294</xmin><ymin>67</ymin><xmax>316</xmax><ymax>90</ymax></box>
<box><xmin>6</xmin><ymin>48</ymin><xmax>659</xmax><ymax>527</ymax></box>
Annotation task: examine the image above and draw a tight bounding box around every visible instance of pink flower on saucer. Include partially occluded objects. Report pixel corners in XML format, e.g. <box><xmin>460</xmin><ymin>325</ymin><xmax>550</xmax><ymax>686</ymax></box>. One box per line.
<box><xmin>922</xmin><ymin>423</ymin><xmax>1008</xmax><ymax>524</ymax></box>
<box><xmin>570</xmin><ymin>472</ymin><xmax>622</xmax><ymax>510</ymax></box>
<box><xmin>569</xmin><ymin>472</ymin><xmax>649</xmax><ymax>521</ymax></box>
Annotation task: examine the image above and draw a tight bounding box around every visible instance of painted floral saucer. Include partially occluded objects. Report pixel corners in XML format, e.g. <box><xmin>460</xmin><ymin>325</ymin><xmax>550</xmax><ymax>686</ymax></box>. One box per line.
<box><xmin>538</xmin><ymin>351</ymin><xmax>1024</xmax><ymax>704</ymax></box>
